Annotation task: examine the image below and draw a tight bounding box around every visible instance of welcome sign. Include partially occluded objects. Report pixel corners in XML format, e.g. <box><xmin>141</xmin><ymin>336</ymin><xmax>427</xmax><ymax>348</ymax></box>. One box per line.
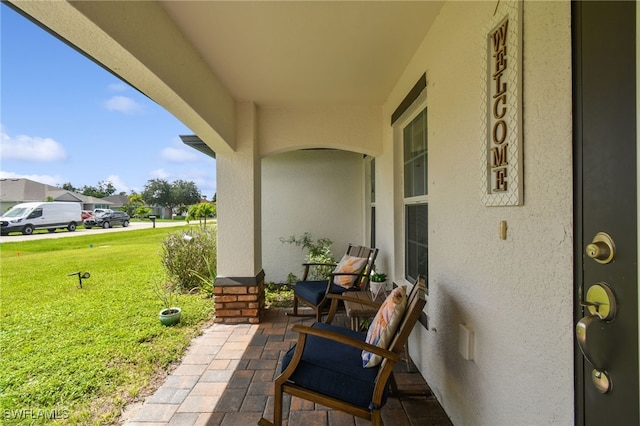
<box><xmin>481</xmin><ymin>0</ymin><xmax>523</xmax><ymax>206</ymax></box>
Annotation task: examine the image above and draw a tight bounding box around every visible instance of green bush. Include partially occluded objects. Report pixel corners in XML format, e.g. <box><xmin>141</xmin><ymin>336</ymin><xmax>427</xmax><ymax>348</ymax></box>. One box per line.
<box><xmin>280</xmin><ymin>232</ymin><xmax>335</xmax><ymax>280</ymax></box>
<box><xmin>161</xmin><ymin>227</ymin><xmax>217</xmax><ymax>292</ymax></box>
<box><xmin>265</xmin><ymin>282</ymin><xmax>294</xmax><ymax>307</ymax></box>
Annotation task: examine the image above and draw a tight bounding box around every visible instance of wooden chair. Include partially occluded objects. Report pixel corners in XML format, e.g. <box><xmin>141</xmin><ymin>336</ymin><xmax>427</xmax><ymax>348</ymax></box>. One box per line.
<box><xmin>325</xmin><ymin>278</ymin><xmax>428</xmax><ymax>378</ymax></box>
<box><xmin>259</xmin><ymin>277</ymin><xmax>427</xmax><ymax>426</ymax></box>
<box><xmin>289</xmin><ymin>244</ymin><xmax>378</xmax><ymax>322</ymax></box>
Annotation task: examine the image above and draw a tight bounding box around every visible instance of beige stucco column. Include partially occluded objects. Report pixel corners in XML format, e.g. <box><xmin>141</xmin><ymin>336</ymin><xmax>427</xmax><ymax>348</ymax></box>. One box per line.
<box><xmin>214</xmin><ymin>102</ymin><xmax>264</xmax><ymax>323</ymax></box>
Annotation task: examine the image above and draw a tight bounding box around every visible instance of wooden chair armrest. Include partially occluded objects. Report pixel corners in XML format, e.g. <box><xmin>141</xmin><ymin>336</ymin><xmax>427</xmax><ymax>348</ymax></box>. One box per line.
<box><xmin>326</xmin><ymin>293</ymin><xmax>381</xmax><ymax>309</ymax></box>
<box><xmin>301</xmin><ymin>262</ymin><xmax>337</xmax><ymax>280</ymax></box>
<box><xmin>329</xmin><ymin>271</ymin><xmax>365</xmax><ymax>278</ymax></box>
<box><xmin>303</xmin><ymin>262</ymin><xmax>338</xmax><ymax>267</ymax></box>
<box><xmin>290</xmin><ymin>324</ymin><xmax>400</xmax><ymax>362</ymax></box>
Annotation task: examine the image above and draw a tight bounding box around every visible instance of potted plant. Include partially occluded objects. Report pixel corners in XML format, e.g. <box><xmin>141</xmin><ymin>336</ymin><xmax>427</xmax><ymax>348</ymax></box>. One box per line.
<box><xmin>369</xmin><ymin>271</ymin><xmax>387</xmax><ymax>300</ymax></box>
<box><xmin>155</xmin><ymin>279</ymin><xmax>181</xmax><ymax>326</ymax></box>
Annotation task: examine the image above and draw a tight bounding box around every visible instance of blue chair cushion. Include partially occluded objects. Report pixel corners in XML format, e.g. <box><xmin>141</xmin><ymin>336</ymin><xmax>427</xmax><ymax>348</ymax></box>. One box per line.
<box><xmin>294</xmin><ymin>280</ymin><xmax>356</xmax><ymax>306</ymax></box>
<box><xmin>281</xmin><ymin>322</ymin><xmax>390</xmax><ymax>409</ymax></box>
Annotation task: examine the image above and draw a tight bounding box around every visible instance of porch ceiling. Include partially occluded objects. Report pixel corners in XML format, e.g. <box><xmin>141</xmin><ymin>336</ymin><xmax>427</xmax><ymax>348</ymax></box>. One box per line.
<box><xmin>159</xmin><ymin>1</ymin><xmax>444</xmax><ymax>105</ymax></box>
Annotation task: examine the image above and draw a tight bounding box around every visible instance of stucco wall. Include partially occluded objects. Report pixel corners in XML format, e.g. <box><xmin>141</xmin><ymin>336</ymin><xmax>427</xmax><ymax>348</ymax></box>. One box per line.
<box><xmin>262</xmin><ymin>150</ymin><xmax>365</xmax><ymax>284</ymax></box>
<box><xmin>258</xmin><ymin>105</ymin><xmax>382</xmax><ymax>157</ymax></box>
<box><xmin>380</xmin><ymin>1</ymin><xmax>574</xmax><ymax>425</ymax></box>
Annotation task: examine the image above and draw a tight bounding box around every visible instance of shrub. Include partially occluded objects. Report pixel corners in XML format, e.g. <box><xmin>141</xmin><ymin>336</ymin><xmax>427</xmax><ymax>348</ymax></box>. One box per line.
<box><xmin>265</xmin><ymin>282</ymin><xmax>294</xmax><ymax>308</ymax></box>
<box><xmin>161</xmin><ymin>227</ymin><xmax>217</xmax><ymax>292</ymax></box>
<box><xmin>280</xmin><ymin>232</ymin><xmax>335</xmax><ymax>280</ymax></box>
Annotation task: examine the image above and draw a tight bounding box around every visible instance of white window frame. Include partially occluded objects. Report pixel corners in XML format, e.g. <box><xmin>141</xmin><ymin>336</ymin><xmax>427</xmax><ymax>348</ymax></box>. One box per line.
<box><xmin>393</xmin><ymin>90</ymin><xmax>428</xmax><ymax>286</ymax></box>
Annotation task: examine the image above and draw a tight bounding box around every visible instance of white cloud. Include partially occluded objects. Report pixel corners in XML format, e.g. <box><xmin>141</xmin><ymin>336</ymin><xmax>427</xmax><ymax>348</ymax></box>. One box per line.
<box><xmin>0</xmin><ymin>170</ymin><xmax>65</xmax><ymax>187</ymax></box>
<box><xmin>149</xmin><ymin>168</ymin><xmax>171</xmax><ymax>180</ymax></box>
<box><xmin>0</xmin><ymin>128</ymin><xmax>67</xmax><ymax>162</ymax></box>
<box><xmin>160</xmin><ymin>146</ymin><xmax>199</xmax><ymax>163</ymax></box>
<box><xmin>103</xmin><ymin>96</ymin><xmax>143</xmax><ymax>114</ymax></box>
<box><xmin>105</xmin><ymin>175</ymin><xmax>130</xmax><ymax>194</ymax></box>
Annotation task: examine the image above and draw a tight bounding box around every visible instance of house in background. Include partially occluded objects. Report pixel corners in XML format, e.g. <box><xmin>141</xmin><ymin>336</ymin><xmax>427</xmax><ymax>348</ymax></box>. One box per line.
<box><xmin>6</xmin><ymin>1</ymin><xmax>637</xmax><ymax>425</ymax></box>
<box><xmin>101</xmin><ymin>194</ymin><xmax>130</xmax><ymax>210</ymax></box>
<box><xmin>0</xmin><ymin>178</ymin><xmax>111</xmax><ymax>213</ymax></box>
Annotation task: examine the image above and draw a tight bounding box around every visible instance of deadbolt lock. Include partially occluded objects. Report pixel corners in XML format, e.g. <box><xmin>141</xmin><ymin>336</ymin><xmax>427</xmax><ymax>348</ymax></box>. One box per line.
<box><xmin>581</xmin><ymin>282</ymin><xmax>617</xmax><ymax>321</ymax></box>
<box><xmin>586</xmin><ymin>232</ymin><xmax>615</xmax><ymax>264</ymax></box>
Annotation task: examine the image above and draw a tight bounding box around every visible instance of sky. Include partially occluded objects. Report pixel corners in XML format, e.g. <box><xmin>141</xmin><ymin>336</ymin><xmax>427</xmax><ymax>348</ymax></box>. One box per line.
<box><xmin>0</xmin><ymin>4</ymin><xmax>217</xmax><ymax>199</ymax></box>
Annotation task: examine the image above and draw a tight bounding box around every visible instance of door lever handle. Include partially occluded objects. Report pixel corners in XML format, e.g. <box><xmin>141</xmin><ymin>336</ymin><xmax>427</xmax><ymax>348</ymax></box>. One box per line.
<box><xmin>576</xmin><ymin>315</ymin><xmax>612</xmax><ymax>393</ymax></box>
<box><xmin>575</xmin><ymin>282</ymin><xmax>617</xmax><ymax>394</ymax></box>
<box><xmin>576</xmin><ymin>315</ymin><xmax>600</xmax><ymax>366</ymax></box>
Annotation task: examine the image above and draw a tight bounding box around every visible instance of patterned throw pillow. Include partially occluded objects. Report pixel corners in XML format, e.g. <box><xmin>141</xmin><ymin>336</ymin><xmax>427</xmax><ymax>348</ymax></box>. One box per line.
<box><xmin>332</xmin><ymin>254</ymin><xmax>368</xmax><ymax>289</ymax></box>
<box><xmin>362</xmin><ymin>286</ymin><xmax>407</xmax><ymax>368</ymax></box>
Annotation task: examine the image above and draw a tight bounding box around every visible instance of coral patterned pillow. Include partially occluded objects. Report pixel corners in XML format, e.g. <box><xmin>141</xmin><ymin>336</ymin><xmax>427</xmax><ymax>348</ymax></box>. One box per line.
<box><xmin>332</xmin><ymin>254</ymin><xmax>368</xmax><ymax>289</ymax></box>
<box><xmin>362</xmin><ymin>286</ymin><xmax>407</xmax><ymax>368</ymax></box>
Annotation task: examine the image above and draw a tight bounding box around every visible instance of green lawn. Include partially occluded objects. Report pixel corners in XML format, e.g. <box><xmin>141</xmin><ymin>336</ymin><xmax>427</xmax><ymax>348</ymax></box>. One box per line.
<box><xmin>0</xmin><ymin>228</ymin><xmax>214</xmax><ymax>424</ymax></box>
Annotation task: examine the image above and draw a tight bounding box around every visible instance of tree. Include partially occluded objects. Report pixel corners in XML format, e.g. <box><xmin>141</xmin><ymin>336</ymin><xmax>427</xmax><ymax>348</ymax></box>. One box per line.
<box><xmin>142</xmin><ymin>179</ymin><xmax>202</xmax><ymax>216</ymax></box>
<box><xmin>121</xmin><ymin>194</ymin><xmax>146</xmax><ymax>217</ymax></box>
<box><xmin>135</xmin><ymin>205</ymin><xmax>152</xmax><ymax>218</ymax></box>
<box><xmin>81</xmin><ymin>180</ymin><xmax>117</xmax><ymax>198</ymax></box>
<box><xmin>141</xmin><ymin>179</ymin><xmax>172</xmax><ymax>209</ymax></box>
<box><xmin>172</xmin><ymin>180</ymin><xmax>201</xmax><ymax>215</ymax></box>
<box><xmin>187</xmin><ymin>202</ymin><xmax>215</xmax><ymax>227</ymax></box>
<box><xmin>61</xmin><ymin>182</ymin><xmax>78</xmax><ymax>192</ymax></box>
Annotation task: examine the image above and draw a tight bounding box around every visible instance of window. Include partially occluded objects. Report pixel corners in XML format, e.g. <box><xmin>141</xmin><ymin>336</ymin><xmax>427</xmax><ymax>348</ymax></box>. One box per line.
<box><xmin>405</xmin><ymin>203</ymin><xmax>428</xmax><ymax>283</ymax></box>
<box><xmin>27</xmin><ymin>208</ymin><xmax>43</xmax><ymax>219</ymax></box>
<box><xmin>404</xmin><ymin>108</ymin><xmax>427</xmax><ymax>198</ymax></box>
<box><xmin>403</xmin><ymin>107</ymin><xmax>428</xmax><ymax>283</ymax></box>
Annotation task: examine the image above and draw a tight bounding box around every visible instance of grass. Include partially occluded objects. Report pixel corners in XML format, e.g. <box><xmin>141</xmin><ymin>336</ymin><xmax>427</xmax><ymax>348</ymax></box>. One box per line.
<box><xmin>0</xmin><ymin>227</ymin><xmax>214</xmax><ymax>424</ymax></box>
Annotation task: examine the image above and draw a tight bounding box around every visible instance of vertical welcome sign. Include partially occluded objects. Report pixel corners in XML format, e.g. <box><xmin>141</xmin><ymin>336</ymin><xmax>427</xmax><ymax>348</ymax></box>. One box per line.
<box><xmin>481</xmin><ymin>1</ymin><xmax>523</xmax><ymax>206</ymax></box>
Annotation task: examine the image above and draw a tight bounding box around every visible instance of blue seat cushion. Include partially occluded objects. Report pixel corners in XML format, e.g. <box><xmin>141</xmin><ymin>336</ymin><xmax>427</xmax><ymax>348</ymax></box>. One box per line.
<box><xmin>294</xmin><ymin>280</ymin><xmax>357</xmax><ymax>306</ymax></box>
<box><xmin>281</xmin><ymin>322</ymin><xmax>390</xmax><ymax>409</ymax></box>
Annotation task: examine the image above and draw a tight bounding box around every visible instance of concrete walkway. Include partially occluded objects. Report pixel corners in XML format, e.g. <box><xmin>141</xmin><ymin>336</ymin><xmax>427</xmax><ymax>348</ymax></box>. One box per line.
<box><xmin>120</xmin><ymin>309</ymin><xmax>452</xmax><ymax>425</ymax></box>
<box><xmin>0</xmin><ymin>221</ymin><xmax>190</xmax><ymax>243</ymax></box>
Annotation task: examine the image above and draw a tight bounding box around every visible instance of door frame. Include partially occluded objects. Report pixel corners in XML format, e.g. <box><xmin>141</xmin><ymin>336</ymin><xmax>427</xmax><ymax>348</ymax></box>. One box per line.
<box><xmin>637</xmin><ymin>3</ymin><xmax>639</xmax><ymax>423</ymax></box>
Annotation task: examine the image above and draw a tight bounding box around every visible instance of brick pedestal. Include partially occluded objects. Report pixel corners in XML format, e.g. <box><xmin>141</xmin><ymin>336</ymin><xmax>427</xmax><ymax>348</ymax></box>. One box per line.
<box><xmin>213</xmin><ymin>271</ymin><xmax>265</xmax><ymax>324</ymax></box>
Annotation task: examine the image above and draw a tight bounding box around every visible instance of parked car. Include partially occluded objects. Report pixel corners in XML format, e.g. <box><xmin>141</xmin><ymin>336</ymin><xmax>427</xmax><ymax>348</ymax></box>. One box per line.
<box><xmin>0</xmin><ymin>201</ymin><xmax>81</xmax><ymax>235</ymax></box>
<box><xmin>92</xmin><ymin>208</ymin><xmax>112</xmax><ymax>216</ymax></box>
<box><xmin>84</xmin><ymin>210</ymin><xmax>130</xmax><ymax>229</ymax></box>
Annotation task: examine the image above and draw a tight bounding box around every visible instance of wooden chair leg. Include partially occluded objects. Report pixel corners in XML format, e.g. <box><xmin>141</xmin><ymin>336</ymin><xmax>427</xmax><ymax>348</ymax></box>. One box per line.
<box><xmin>274</xmin><ymin>379</ymin><xmax>284</xmax><ymax>425</ymax></box>
<box><xmin>371</xmin><ymin>409</ymin><xmax>382</xmax><ymax>426</ymax></box>
<box><xmin>389</xmin><ymin>372</ymin><xmax>432</xmax><ymax>398</ymax></box>
<box><xmin>324</xmin><ymin>297</ymin><xmax>340</xmax><ymax>324</ymax></box>
<box><xmin>287</xmin><ymin>296</ymin><xmax>315</xmax><ymax>317</ymax></box>
<box><xmin>404</xmin><ymin>342</ymin><xmax>412</xmax><ymax>371</ymax></box>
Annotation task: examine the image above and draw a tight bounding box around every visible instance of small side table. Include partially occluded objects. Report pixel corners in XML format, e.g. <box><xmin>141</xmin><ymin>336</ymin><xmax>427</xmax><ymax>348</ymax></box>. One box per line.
<box><xmin>342</xmin><ymin>291</ymin><xmax>382</xmax><ymax>331</ymax></box>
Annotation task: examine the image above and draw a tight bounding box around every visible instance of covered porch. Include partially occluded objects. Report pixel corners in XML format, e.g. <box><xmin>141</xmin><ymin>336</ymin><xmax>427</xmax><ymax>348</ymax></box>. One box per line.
<box><xmin>9</xmin><ymin>1</ymin><xmax>638</xmax><ymax>424</ymax></box>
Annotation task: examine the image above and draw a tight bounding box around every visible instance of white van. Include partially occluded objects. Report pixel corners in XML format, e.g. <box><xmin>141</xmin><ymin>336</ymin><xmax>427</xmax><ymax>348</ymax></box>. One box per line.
<box><xmin>0</xmin><ymin>202</ymin><xmax>82</xmax><ymax>235</ymax></box>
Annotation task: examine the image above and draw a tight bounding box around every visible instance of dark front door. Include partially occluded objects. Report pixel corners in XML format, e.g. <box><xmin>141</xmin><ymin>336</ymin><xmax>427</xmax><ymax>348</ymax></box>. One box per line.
<box><xmin>573</xmin><ymin>1</ymin><xmax>638</xmax><ymax>425</ymax></box>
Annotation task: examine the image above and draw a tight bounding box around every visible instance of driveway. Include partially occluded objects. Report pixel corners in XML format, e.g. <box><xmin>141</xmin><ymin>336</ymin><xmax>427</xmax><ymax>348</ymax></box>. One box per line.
<box><xmin>0</xmin><ymin>221</ymin><xmax>189</xmax><ymax>243</ymax></box>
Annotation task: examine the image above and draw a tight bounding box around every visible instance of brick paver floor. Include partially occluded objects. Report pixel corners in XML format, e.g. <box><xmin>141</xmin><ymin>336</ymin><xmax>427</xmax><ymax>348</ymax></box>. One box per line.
<box><xmin>120</xmin><ymin>308</ymin><xmax>452</xmax><ymax>425</ymax></box>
